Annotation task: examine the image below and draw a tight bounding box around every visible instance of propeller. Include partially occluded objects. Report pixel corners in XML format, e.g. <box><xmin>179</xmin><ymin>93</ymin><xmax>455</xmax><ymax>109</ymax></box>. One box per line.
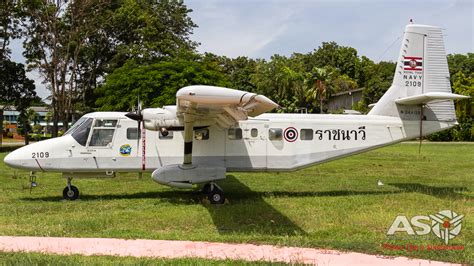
<box><xmin>125</xmin><ymin>99</ymin><xmax>143</xmax><ymax>122</ymax></box>
<box><xmin>125</xmin><ymin>99</ymin><xmax>143</xmax><ymax>157</ymax></box>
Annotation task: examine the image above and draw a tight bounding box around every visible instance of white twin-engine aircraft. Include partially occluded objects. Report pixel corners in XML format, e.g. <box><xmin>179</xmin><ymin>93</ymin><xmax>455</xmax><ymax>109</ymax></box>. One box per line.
<box><xmin>4</xmin><ymin>24</ymin><xmax>469</xmax><ymax>203</ymax></box>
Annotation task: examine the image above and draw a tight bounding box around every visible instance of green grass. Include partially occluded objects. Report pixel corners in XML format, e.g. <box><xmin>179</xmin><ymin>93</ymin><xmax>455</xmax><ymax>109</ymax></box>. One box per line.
<box><xmin>0</xmin><ymin>252</ymin><xmax>283</xmax><ymax>265</ymax></box>
<box><xmin>0</xmin><ymin>143</ymin><xmax>472</xmax><ymax>264</ymax></box>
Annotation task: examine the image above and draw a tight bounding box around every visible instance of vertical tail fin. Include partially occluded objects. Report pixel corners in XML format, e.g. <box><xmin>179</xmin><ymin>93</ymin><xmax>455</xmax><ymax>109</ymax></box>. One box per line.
<box><xmin>369</xmin><ymin>24</ymin><xmax>460</xmax><ymax>122</ymax></box>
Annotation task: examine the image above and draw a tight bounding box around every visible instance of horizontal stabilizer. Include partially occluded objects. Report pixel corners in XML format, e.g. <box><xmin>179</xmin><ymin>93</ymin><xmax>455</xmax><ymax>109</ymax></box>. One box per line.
<box><xmin>395</xmin><ymin>92</ymin><xmax>470</xmax><ymax>105</ymax></box>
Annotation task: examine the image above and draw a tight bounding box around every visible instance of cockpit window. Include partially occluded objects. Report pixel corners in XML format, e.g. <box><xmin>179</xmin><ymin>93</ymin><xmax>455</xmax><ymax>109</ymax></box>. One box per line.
<box><xmin>71</xmin><ymin>118</ymin><xmax>93</xmax><ymax>146</ymax></box>
<box><xmin>64</xmin><ymin>117</ymin><xmax>88</xmax><ymax>136</ymax></box>
<box><xmin>89</xmin><ymin>119</ymin><xmax>118</xmax><ymax>147</ymax></box>
<box><xmin>94</xmin><ymin>119</ymin><xmax>117</xmax><ymax>127</ymax></box>
<box><xmin>90</xmin><ymin>129</ymin><xmax>115</xmax><ymax>146</ymax></box>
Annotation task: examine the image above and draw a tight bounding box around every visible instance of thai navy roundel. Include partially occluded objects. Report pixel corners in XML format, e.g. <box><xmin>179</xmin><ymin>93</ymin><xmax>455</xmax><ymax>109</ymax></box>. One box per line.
<box><xmin>284</xmin><ymin>127</ymin><xmax>298</xmax><ymax>142</ymax></box>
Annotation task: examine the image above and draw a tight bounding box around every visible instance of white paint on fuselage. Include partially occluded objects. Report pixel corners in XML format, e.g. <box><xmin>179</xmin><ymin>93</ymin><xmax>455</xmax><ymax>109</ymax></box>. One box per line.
<box><xmin>4</xmin><ymin>112</ymin><xmax>456</xmax><ymax>174</ymax></box>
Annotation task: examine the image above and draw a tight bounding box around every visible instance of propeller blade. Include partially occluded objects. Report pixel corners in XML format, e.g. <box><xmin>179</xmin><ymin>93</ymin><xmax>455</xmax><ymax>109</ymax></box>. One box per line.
<box><xmin>125</xmin><ymin>112</ymin><xmax>142</xmax><ymax>121</ymax></box>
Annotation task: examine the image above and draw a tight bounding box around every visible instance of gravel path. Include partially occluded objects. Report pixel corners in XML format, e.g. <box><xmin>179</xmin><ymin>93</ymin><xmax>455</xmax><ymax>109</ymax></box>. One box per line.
<box><xmin>0</xmin><ymin>236</ymin><xmax>459</xmax><ymax>265</ymax></box>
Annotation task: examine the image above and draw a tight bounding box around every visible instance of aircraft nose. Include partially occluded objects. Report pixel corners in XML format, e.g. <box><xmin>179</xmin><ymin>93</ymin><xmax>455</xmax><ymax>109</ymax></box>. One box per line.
<box><xmin>3</xmin><ymin>145</ymin><xmax>36</xmax><ymax>170</ymax></box>
<box><xmin>3</xmin><ymin>151</ymin><xmax>19</xmax><ymax>168</ymax></box>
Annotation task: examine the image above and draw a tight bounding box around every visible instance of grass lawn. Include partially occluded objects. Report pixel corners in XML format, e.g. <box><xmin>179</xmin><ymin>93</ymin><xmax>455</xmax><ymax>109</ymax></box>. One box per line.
<box><xmin>0</xmin><ymin>143</ymin><xmax>472</xmax><ymax>264</ymax></box>
<box><xmin>0</xmin><ymin>252</ymin><xmax>282</xmax><ymax>265</ymax></box>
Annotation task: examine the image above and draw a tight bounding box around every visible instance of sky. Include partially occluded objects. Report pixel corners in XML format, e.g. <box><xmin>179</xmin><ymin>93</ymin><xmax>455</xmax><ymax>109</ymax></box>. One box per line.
<box><xmin>9</xmin><ymin>0</ymin><xmax>474</xmax><ymax>100</ymax></box>
<box><xmin>186</xmin><ymin>0</ymin><xmax>473</xmax><ymax>59</ymax></box>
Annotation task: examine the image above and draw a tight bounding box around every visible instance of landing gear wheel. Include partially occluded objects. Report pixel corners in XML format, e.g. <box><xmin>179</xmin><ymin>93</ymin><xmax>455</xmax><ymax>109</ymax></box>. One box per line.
<box><xmin>63</xmin><ymin>185</ymin><xmax>79</xmax><ymax>200</ymax></box>
<box><xmin>207</xmin><ymin>186</ymin><xmax>225</xmax><ymax>204</ymax></box>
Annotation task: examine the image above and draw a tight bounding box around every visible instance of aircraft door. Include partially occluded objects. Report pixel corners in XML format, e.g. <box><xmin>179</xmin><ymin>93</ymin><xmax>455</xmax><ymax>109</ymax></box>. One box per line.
<box><xmin>111</xmin><ymin>119</ymin><xmax>141</xmax><ymax>170</ymax></box>
<box><xmin>243</xmin><ymin>123</ymin><xmax>267</xmax><ymax>169</ymax></box>
<box><xmin>67</xmin><ymin>117</ymin><xmax>97</xmax><ymax>170</ymax></box>
<box><xmin>87</xmin><ymin>118</ymin><xmax>118</xmax><ymax>169</ymax></box>
<box><xmin>225</xmin><ymin>122</ymin><xmax>266</xmax><ymax>170</ymax></box>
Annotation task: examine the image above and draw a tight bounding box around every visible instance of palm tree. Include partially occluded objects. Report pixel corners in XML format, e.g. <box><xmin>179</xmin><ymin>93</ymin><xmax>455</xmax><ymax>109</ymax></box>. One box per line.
<box><xmin>306</xmin><ymin>67</ymin><xmax>333</xmax><ymax>113</ymax></box>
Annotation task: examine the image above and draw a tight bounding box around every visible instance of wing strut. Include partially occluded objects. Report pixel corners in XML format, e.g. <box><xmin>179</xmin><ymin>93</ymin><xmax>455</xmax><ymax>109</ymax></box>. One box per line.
<box><xmin>183</xmin><ymin>107</ymin><xmax>196</xmax><ymax>166</ymax></box>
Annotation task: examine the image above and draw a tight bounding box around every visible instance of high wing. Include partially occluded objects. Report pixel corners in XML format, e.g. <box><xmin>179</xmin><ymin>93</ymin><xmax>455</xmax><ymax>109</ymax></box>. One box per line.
<box><xmin>175</xmin><ymin>85</ymin><xmax>279</xmax><ymax>165</ymax></box>
<box><xmin>176</xmin><ymin>85</ymin><xmax>279</xmax><ymax>129</ymax></box>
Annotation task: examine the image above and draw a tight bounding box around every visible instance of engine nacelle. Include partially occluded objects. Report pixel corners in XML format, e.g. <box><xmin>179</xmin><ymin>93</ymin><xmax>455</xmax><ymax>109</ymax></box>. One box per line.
<box><xmin>142</xmin><ymin>107</ymin><xmax>181</xmax><ymax>131</ymax></box>
<box><xmin>151</xmin><ymin>164</ymin><xmax>226</xmax><ymax>188</ymax></box>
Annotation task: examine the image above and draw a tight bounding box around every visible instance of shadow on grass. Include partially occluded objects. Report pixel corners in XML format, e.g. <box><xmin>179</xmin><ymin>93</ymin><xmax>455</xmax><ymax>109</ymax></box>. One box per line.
<box><xmin>21</xmin><ymin>175</ymin><xmax>309</xmax><ymax>236</ymax></box>
<box><xmin>19</xmin><ymin>176</ymin><xmax>405</xmax><ymax>237</ymax></box>
<box><xmin>20</xmin><ymin>176</ymin><xmax>402</xmax><ymax>202</ymax></box>
<box><xmin>202</xmin><ymin>175</ymin><xmax>306</xmax><ymax>236</ymax></box>
<box><xmin>388</xmin><ymin>183</ymin><xmax>472</xmax><ymax>200</ymax></box>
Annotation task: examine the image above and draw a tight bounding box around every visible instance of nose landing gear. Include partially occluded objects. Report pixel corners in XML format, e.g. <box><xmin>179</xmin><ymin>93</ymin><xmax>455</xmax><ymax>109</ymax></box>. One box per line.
<box><xmin>63</xmin><ymin>177</ymin><xmax>79</xmax><ymax>200</ymax></box>
<box><xmin>202</xmin><ymin>182</ymin><xmax>225</xmax><ymax>204</ymax></box>
<box><xmin>29</xmin><ymin>172</ymin><xmax>38</xmax><ymax>193</ymax></box>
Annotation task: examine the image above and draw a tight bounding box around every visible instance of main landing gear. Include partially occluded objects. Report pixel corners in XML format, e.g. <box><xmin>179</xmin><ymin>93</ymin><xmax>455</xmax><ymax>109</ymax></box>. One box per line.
<box><xmin>202</xmin><ymin>182</ymin><xmax>225</xmax><ymax>204</ymax></box>
<box><xmin>63</xmin><ymin>177</ymin><xmax>79</xmax><ymax>200</ymax></box>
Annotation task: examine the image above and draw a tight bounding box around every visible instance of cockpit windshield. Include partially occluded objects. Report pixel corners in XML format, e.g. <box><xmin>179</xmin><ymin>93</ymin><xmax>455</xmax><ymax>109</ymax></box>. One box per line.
<box><xmin>71</xmin><ymin>118</ymin><xmax>93</xmax><ymax>146</ymax></box>
<box><xmin>64</xmin><ymin>117</ymin><xmax>88</xmax><ymax>136</ymax></box>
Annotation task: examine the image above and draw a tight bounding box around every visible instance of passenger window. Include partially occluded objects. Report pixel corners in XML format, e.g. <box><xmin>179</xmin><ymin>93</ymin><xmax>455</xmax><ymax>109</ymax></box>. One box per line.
<box><xmin>251</xmin><ymin>128</ymin><xmax>258</xmax><ymax>138</ymax></box>
<box><xmin>71</xmin><ymin>118</ymin><xmax>93</xmax><ymax>146</ymax></box>
<box><xmin>269</xmin><ymin>128</ymin><xmax>282</xmax><ymax>141</ymax></box>
<box><xmin>195</xmin><ymin>128</ymin><xmax>209</xmax><ymax>140</ymax></box>
<box><xmin>127</xmin><ymin>128</ymin><xmax>139</xmax><ymax>140</ymax></box>
<box><xmin>300</xmin><ymin>129</ymin><xmax>313</xmax><ymax>140</ymax></box>
<box><xmin>89</xmin><ymin>129</ymin><xmax>115</xmax><ymax>146</ymax></box>
<box><xmin>159</xmin><ymin>130</ymin><xmax>174</xmax><ymax>139</ymax></box>
<box><xmin>228</xmin><ymin>128</ymin><xmax>242</xmax><ymax>140</ymax></box>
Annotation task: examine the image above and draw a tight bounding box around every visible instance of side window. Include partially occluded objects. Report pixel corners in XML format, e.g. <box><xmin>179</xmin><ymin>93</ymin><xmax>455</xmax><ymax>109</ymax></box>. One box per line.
<box><xmin>90</xmin><ymin>129</ymin><xmax>115</xmax><ymax>146</ymax></box>
<box><xmin>159</xmin><ymin>130</ymin><xmax>174</xmax><ymax>139</ymax></box>
<box><xmin>300</xmin><ymin>129</ymin><xmax>313</xmax><ymax>140</ymax></box>
<box><xmin>127</xmin><ymin>128</ymin><xmax>139</xmax><ymax>140</ymax></box>
<box><xmin>89</xmin><ymin>119</ymin><xmax>117</xmax><ymax>147</ymax></box>
<box><xmin>195</xmin><ymin>128</ymin><xmax>209</xmax><ymax>140</ymax></box>
<box><xmin>228</xmin><ymin>128</ymin><xmax>242</xmax><ymax>140</ymax></box>
<box><xmin>269</xmin><ymin>128</ymin><xmax>282</xmax><ymax>141</ymax></box>
<box><xmin>251</xmin><ymin>128</ymin><xmax>258</xmax><ymax>137</ymax></box>
<box><xmin>94</xmin><ymin>119</ymin><xmax>117</xmax><ymax>127</ymax></box>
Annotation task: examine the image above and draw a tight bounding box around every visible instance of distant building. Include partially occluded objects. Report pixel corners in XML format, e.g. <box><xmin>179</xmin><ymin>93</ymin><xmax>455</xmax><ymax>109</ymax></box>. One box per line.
<box><xmin>1</xmin><ymin>106</ymin><xmax>50</xmax><ymax>126</ymax></box>
<box><xmin>327</xmin><ymin>88</ymin><xmax>363</xmax><ymax>112</ymax></box>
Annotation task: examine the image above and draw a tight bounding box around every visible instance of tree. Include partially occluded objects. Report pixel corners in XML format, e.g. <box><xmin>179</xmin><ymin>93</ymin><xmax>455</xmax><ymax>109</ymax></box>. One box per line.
<box><xmin>0</xmin><ymin>0</ymin><xmax>37</xmax><ymax>146</ymax></box>
<box><xmin>356</xmin><ymin>61</ymin><xmax>396</xmax><ymax>112</ymax></box>
<box><xmin>451</xmin><ymin>72</ymin><xmax>474</xmax><ymax>140</ymax></box>
<box><xmin>79</xmin><ymin>0</ymin><xmax>198</xmax><ymax>109</ymax></box>
<box><xmin>447</xmin><ymin>53</ymin><xmax>474</xmax><ymax>84</ymax></box>
<box><xmin>22</xmin><ymin>0</ymin><xmax>108</xmax><ymax>135</ymax></box>
<box><xmin>306</xmin><ymin>67</ymin><xmax>335</xmax><ymax>113</ymax></box>
<box><xmin>95</xmin><ymin>59</ymin><xmax>230</xmax><ymax>111</ymax></box>
<box><xmin>20</xmin><ymin>108</ymin><xmax>39</xmax><ymax>145</ymax></box>
<box><xmin>307</xmin><ymin>42</ymin><xmax>360</xmax><ymax>80</ymax></box>
<box><xmin>21</xmin><ymin>0</ymin><xmax>198</xmax><ymax>135</ymax></box>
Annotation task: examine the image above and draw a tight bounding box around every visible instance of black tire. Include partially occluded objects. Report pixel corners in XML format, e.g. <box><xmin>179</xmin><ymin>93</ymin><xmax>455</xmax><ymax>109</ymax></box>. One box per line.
<box><xmin>63</xmin><ymin>185</ymin><xmax>79</xmax><ymax>200</ymax></box>
<box><xmin>208</xmin><ymin>187</ymin><xmax>225</xmax><ymax>204</ymax></box>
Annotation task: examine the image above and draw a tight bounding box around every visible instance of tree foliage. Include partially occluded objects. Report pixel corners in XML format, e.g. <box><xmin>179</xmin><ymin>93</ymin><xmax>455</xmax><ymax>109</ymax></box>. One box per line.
<box><xmin>95</xmin><ymin>59</ymin><xmax>230</xmax><ymax>111</ymax></box>
<box><xmin>20</xmin><ymin>0</ymin><xmax>198</xmax><ymax>134</ymax></box>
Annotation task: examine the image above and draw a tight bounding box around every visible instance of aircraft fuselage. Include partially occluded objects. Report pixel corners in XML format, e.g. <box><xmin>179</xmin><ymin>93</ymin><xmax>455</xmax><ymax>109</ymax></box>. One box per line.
<box><xmin>4</xmin><ymin>111</ymin><xmax>455</xmax><ymax>175</ymax></box>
